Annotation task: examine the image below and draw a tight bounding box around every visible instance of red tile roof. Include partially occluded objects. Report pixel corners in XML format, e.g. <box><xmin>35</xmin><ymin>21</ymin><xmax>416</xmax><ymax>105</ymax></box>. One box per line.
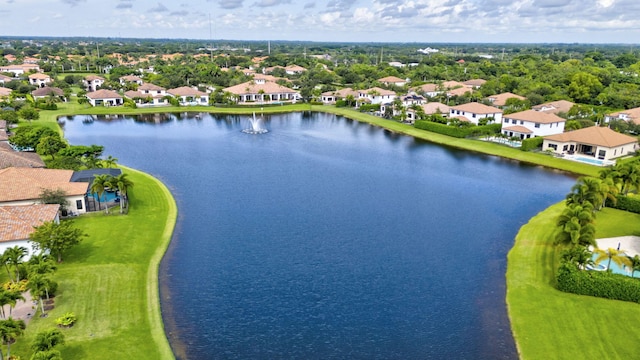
<box><xmin>451</xmin><ymin>102</ymin><xmax>502</xmax><ymax>114</ymax></box>
<box><xmin>0</xmin><ymin>204</ymin><xmax>60</xmax><ymax>242</ymax></box>
<box><xmin>0</xmin><ymin>167</ymin><xmax>88</xmax><ymax>202</ymax></box>
<box><xmin>505</xmin><ymin>110</ymin><xmax>565</xmax><ymax>124</ymax></box>
<box><xmin>544</xmin><ymin>126</ymin><xmax>638</xmax><ymax>148</ymax></box>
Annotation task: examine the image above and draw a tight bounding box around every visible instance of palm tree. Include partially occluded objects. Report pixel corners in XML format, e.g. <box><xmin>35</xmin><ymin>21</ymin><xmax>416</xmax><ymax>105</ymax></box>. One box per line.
<box><xmin>108</xmin><ymin>173</ymin><xmax>134</xmax><ymax>214</ymax></box>
<box><xmin>30</xmin><ymin>349</ymin><xmax>63</xmax><ymax>360</ymax></box>
<box><xmin>90</xmin><ymin>174</ymin><xmax>111</xmax><ymax>213</ymax></box>
<box><xmin>31</xmin><ymin>328</ymin><xmax>65</xmax><ymax>353</ymax></box>
<box><xmin>0</xmin><ymin>318</ymin><xmax>26</xmax><ymax>360</ymax></box>
<box><xmin>4</xmin><ymin>290</ymin><xmax>23</xmax><ymax>319</ymax></box>
<box><xmin>3</xmin><ymin>247</ymin><xmax>27</xmax><ymax>283</ymax></box>
<box><xmin>0</xmin><ymin>290</ymin><xmax>11</xmax><ymax>320</ymax></box>
<box><xmin>565</xmin><ymin>177</ymin><xmax>603</xmax><ymax>210</ymax></box>
<box><xmin>0</xmin><ymin>255</ymin><xmax>11</xmax><ymax>284</ymax></box>
<box><xmin>628</xmin><ymin>255</ymin><xmax>640</xmax><ymax>278</ymax></box>
<box><xmin>597</xmin><ymin>176</ymin><xmax>619</xmax><ymax>210</ymax></box>
<box><xmin>556</xmin><ymin>203</ymin><xmax>596</xmax><ymax>247</ymax></box>
<box><xmin>561</xmin><ymin>246</ymin><xmax>594</xmax><ymax>271</ymax></box>
<box><xmin>27</xmin><ymin>274</ymin><xmax>50</xmax><ymax>317</ymax></box>
<box><xmin>103</xmin><ymin>155</ymin><xmax>118</xmax><ymax>168</ymax></box>
<box><xmin>594</xmin><ymin>247</ymin><xmax>632</xmax><ymax>272</ymax></box>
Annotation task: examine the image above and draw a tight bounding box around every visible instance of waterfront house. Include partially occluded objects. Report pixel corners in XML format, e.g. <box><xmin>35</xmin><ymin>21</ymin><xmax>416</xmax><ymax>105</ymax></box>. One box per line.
<box><xmin>543</xmin><ymin>126</ymin><xmax>638</xmax><ymax>160</ymax></box>
<box><xmin>358</xmin><ymin>87</ymin><xmax>396</xmax><ymax>105</ymax></box>
<box><xmin>501</xmin><ymin>110</ymin><xmax>565</xmax><ymax>139</ymax></box>
<box><xmin>167</xmin><ymin>86</ymin><xmax>209</xmax><ymax>106</ymax></box>
<box><xmin>0</xmin><ymin>167</ymin><xmax>89</xmax><ymax>213</ymax></box>
<box><xmin>86</xmin><ymin>89</ymin><xmax>123</xmax><ymax>107</ymax></box>
<box><xmin>320</xmin><ymin>88</ymin><xmax>359</xmax><ymax>104</ymax></box>
<box><xmin>0</xmin><ymin>204</ymin><xmax>60</xmax><ymax>260</ymax></box>
<box><xmin>449</xmin><ymin>102</ymin><xmax>503</xmax><ymax>125</ymax></box>
<box><xmin>32</xmin><ymin>87</ymin><xmax>64</xmax><ymax>101</ymax></box>
<box><xmin>223</xmin><ymin>79</ymin><xmax>300</xmax><ymax>104</ymax></box>
<box><xmin>125</xmin><ymin>83</ymin><xmax>169</xmax><ymax>107</ymax></box>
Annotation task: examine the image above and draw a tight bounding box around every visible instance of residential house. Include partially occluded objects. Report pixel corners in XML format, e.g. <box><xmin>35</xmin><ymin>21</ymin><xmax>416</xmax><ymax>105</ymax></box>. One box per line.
<box><xmin>358</xmin><ymin>87</ymin><xmax>396</xmax><ymax>105</ymax></box>
<box><xmin>487</xmin><ymin>92</ymin><xmax>526</xmax><ymax>107</ymax></box>
<box><xmin>605</xmin><ymin>106</ymin><xmax>640</xmax><ymax>125</ymax></box>
<box><xmin>86</xmin><ymin>89</ymin><xmax>123</xmax><ymax>107</ymax></box>
<box><xmin>406</xmin><ymin>102</ymin><xmax>450</xmax><ymax>123</ymax></box>
<box><xmin>0</xmin><ymin>74</ymin><xmax>12</xmax><ymax>85</ymax></box>
<box><xmin>543</xmin><ymin>126</ymin><xmax>638</xmax><ymax>161</ymax></box>
<box><xmin>32</xmin><ymin>87</ymin><xmax>64</xmax><ymax>101</ymax></box>
<box><xmin>0</xmin><ymin>87</ymin><xmax>11</xmax><ymax>100</ymax></box>
<box><xmin>532</xmin><ymin>100</ymin><xmax>575</xmax><ymax>115</ymax></box>
<box><xmin>167</xmin><ymin>86</ymin><xmax>209</xmax><ymax>106</ymax></box>
<box><xmin>501</xmin><ymin>110</ymin><xmax>565</xmax><ymax>139</ymax></box>
<box><xmin>222</xmin><ymin>79</ymin><xmax>300</xmax><ymax>104</ymax></box>
<box><xmin>463</xmin><ymin>79</ymin><xmax>486</xmax><ymax>89</ymax></box>
<box><xmin>446</xmin><ymin>86</ymin><xmax>472</xmax><ymax>98</ymax></box>
<box><xmin>0</xmin><ymin>204</ymin><xmax>60</xmax><ymax>260</ymax></box>
<box><xmin>0</xmin><ymin>167</ymin><xmax>89</xmax><ymax>213</ymax></box>
<box><xmin>119</xmin><ymin>75</ymin><xmax>143</xmax><ymax>86</ymax></box>
<box><xmin>449</xmin><ymin>102</ymin><xmax>503</xmax><ymax>125</ymax></box>
<box><xmin>441</xmin><ymin>81</ymin><xmax>466</xmax><ymax>90</ymax></box>
<box><xmin>0</xmin><ymin>142</ymin><xmax>46</xmax><ymax>169</ymax></box>
<box><xmin>320</xmin><ymin>88</ymin><xmax>359</xmax><ymax>104</ymax></box>
<box><xmin>378</xmin><ymin>76</ymin><xmax>407</xmax><ymax>87</ymax></box>
<box><xmin>3</xmin><ymin>54</ymin><xmax>16</xmax><ymax>63</ymax></box>
<box><xmin>125</xmin><ymin>83</ymin><xmax>169</xmax><ymax>107</ymax></box>
<box><xmin>284</xmin><ymin>65</ymin><xmax>307</xmax><ymax>75</ymax></box>
<box><xmin>83</xmin><ymin>75</ymin><xmax>105</xmax><ymax>92</ymax></box>
<box><xmin>263</xmin><ymin>65</ymin><xmax>285</xmax><ymax>74</ymax></box>
<box><xmin>412</xmin><ymin>83</ymin><xmax>440</xmax><ymax>98</ymax></box>
<box><xmin>28</xmin><ymin>73</ymin><xmax>51</xmax><ymax>88</ymax></box>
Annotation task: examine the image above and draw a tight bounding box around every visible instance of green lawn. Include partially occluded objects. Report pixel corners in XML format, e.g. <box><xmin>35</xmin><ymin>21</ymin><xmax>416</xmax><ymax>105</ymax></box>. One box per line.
<box><xmin>507</xmin><ymin>204</ymin><xmax>640</xmax><ymax>359</ymax></box>
<box><xmin>12</xmin><ymin>167</ymin><xmax>176</xmax><ymax>359</ymax></box>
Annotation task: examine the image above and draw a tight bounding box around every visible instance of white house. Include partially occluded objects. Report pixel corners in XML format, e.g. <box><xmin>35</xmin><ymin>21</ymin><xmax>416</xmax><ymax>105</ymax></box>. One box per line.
<box><xmin>223</xmin><ymin>79</ymin><xmax>300</xmax><ymax>104</ymax></box>
<box><xmin>0</xmin><ymin>74</ymin><xmax>12</xmax><ymax>85</ymax></box>
<box><xmin>28</xmin><ymin>73</ymin><xmax>51</xmax><ymax>88</ymax></box>
<box><xmin>0</xmin><ymin>204</ymin><xmax>60</xmax><ymax>260</ymax></box>
<box><xmin>284</xmin><ymin>65</ymin><xmax>307</xmax><ymax>75</ymax></box>
<box><xmin>501</xmin><ymin>110</ymin><xmax>565</xmax><ymax>139</ymax></box>
<box><xmin>378</xmin><ymin>76</ymin><xmax>407</xmax><ymax>87</ymax></box>
<box><xmin>605</xmin><ymin>106</ymin><xmax>640</xmax><ymax>125</ymax></box>
<box><xmin>124</xmin><ymin>83</ymin><xmax>169</xmax><ymax>107</ymax></box>
<box><xmin>321</xmin><ymin>88</ymin><xmax>359</xmax><ymax>104</ymax></box>
<box><xmin>412</xmin><ymin>83</ymin><xmax>441</xmax><ymax>98</ymax></box>
<box><xmin>0</xmin><ymin>167</ymin><xmax>90</xmax><ymax>214</ymax></box>
<box><xmin>449</xmin><ymin>103</ymin><xmax>503</xmax><ymax>125</ymax></box>
<box><xmin>86</xmin><ymin>89</ymin><xmax>123</xmax><ymax>107</ymax></box>
<box><xmin>532</xmin><ymin>100</ymin><xmax>575</xmax><ymax>115</ymax></box>
<box><xmin>119</xmin><ymin>75</ymin><xmax>144</xmax><ymax>86</ymax></box>
<box><xmin>543</xmin><ymin>126</ymin><xmax>639</xmax><ymax>161</ymax></box>
<box><xmin>358</xmin><ymin>87</ymin><xmax>396</xmax><ymax>105</ymax></box>
<box><xmin>83</xmin><ymin>75</ymin><xmax>105</xmax><ymax>92</ymax></box>
<box><xmin>463</xmin><ymin>79</ymin><xmax>486</xmax><ymax>89</ymax></box>
<box><xmin>167</xmin><ymin>86</ymin><xmax>209</xmax><ymax>106</ymax></box>
<box><xmin>406</xmin><ymin>102</ymin><xmax>450</xmax><ymax>123</ymax></box>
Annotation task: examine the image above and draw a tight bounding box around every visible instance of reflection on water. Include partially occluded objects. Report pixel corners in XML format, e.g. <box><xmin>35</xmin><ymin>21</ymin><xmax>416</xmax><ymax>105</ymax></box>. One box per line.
<box><xmin>63</xmin><ymin>112</ymin><xmax>575</xmax><ymax>360</ymax></box>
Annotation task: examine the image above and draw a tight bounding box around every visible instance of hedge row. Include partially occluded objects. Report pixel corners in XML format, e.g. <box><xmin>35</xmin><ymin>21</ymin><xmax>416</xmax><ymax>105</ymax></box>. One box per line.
<box><xmin>556</xmin><ymin>262</ymin><xmax>640</xmax><ymax>303</ymax></box>
<box><xmin>520</xmin><ymin>136</ymin><xmax>544</xmax><ymax>151</ymax></box>
<box><xmin>414</xmin><ymin>121</ymin><xmax>501</xmax><ymax>138</ymax></box>
<box><xmin>606</xmin><ymin>195</ymin><xmax>640</xmax><ymax>214</ymax></box>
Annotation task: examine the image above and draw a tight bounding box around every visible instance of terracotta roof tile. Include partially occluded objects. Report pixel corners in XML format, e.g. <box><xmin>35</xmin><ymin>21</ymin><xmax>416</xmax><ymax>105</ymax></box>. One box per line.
<box><xmin>505</xmin><ymin>110</ymin><xmax>565</xmax><ymax>124</ymax></box>
<box><xmin>451</xmin><ymin>102</ymin><xmax>502</xmax><ymax>114</ymax></box>
<box><xmin>86</xmin><ymin>89</ymin><xmax>122</xmax><ymax>100</ymax></box>
<box><xmin>167</xmin><ymin>86</ymin><xmax>206</xmax><ymax>97</ymax></box>
<box><xmin>488</xmin><ymin>92</ymin><xmax>525</xmax><ymax>106</ymax></box>
<box><xmin>223</xmin><ymin>80</ymin><xmax>298</xmax><ymax>95</ymax></box>
<box><xmin>502</xmin><ymin>125</ymin><xmax>533</xmax><ymax>134</ymax></box>
<box><xmin>0</xmin><ymin>204</ymin><xmax>59</xmax><ymax>242</ymax></box>
<box><xmin>0</xmin><ymin>167</ymin><xmax>88</xmax><ymax>202</ymax></box>
<box><xmin>544</xmin><ymin>126</ymin><xmax>638</xmax><ymax>148</ymax></box>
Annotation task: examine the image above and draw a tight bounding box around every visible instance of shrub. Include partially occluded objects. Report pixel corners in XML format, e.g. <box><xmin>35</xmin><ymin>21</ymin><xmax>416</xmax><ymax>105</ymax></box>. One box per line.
<box><xmin>55</xmin><ymin>312</ymin><xmax>76</xmax><ymax>328</ymax></box>
<box><xmin>606</xmin><ymin>194</ymin><xmax>640</xmax><ymax>214</ymax></box>
<box><xmin>414</xmin><ymin>121</ymin><xmax>501</xmax><ymax>138</ymax></box>
<box><xmin>556</xmin><ymin>262</ymin><xmax>640</xmax><ymax>303</ymax></box>
<box><xmin>520</xmin><ymin>136</ymin><xmax>544</xmax><ymax>151</ymax></box>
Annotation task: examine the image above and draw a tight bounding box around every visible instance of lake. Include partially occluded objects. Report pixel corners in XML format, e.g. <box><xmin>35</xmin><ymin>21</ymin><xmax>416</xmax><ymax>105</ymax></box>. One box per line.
<box><xmin>62</xmin><ymin>112</ymin><xmax>575</xmax><ymax>359</ymax></box>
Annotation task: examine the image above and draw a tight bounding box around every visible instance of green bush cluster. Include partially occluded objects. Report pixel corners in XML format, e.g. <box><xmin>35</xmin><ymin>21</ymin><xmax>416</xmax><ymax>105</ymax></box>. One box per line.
<box><xmin>556</xmin><ymin>262</ymin><xmax>640</xmax><ymax>303</ymax></box>
<box><xmin>606</xmin><ymin>195</ymin><xmax>640</xmax><ymax>214</ymax></box>
<box><xmin>520</xmin><ymin>136</ymin><xmax>544</xmax><ymax>151</ymax></box>
<box><xmin>414</xmin><ymin>121</ymin><xmax>501</xmax><ymax>138</ymax></box>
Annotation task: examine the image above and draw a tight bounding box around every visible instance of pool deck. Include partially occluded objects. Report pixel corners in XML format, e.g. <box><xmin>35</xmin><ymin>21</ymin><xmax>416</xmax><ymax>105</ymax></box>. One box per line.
<box><xmin>596</xmin><ymin>236</ymin><xmax>640</xmax><ymax>257</ymax></box>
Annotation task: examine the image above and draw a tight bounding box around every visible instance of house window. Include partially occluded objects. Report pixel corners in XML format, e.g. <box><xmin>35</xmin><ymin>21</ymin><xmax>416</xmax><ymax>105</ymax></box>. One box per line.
<box><xmin>535</xmin><ymin>123</ymin><xmax>540</xmax><ymax>128</ymax></box>
<box><xmin>472</xmin><ymin>114</ymin><xmax>476</xmax><ymax>118</ymax></box>
<box><xmin>76</xmin><ymin>200</ymin><xmax>83</xmax><ymax>210</ymax></box>
<box><xmin>520</xmin><ymin>121</ymin><xmax>524</xmax><ymax>125</ymax></box>
<box><xmin>598</xmin><ymin>150</ymin><xmax>606</xmax><ymax>159</ymax></box>
<box><xmin>548</xmin><ymin>143</ymin><xmax>557</xmax><ymax>150</ymax></box>
<box><xmin>511</xmin><ymin>119</ymin><xmax>516</xmax><ymax>124</ymax></box>
<box><xmin>563</xmin><ymin>145</ymin><xmax>568</xmax><ymax>151</ymax></box>
<box><xmin>504</xmin><ymin>119</ymin><xmax>508</xmax><ymax>123</ymax></box>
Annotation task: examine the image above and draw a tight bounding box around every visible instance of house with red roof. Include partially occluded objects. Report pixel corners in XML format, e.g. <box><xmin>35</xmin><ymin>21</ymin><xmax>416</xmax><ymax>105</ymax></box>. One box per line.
<box><xmin>86</xmin><ymin>89</ymin><xmax>123</xmax><ymax>107</ymax></box>
<box><xmin>378</xmin><ymin>76</ymin><xmax>407</xmax><ymax>87</ymax></box>
<box><xmin>28</xmin><ymin>73</ymin><xmax>51</xmax><ymax>88</ymax></box>
<box><xmin>223</xmin><ymin>79</ymin><xmax>300</xmax><ymax>104</ymax></box>
<box><xmin>0</xmin><ymin>204</ymin><xmax>60</xmax><ymax>260</ymax></box>
<box><xmin>167</xmin><ymin>86</ymin><xmax>209</xmax><ymax>106</ymax></box>
<box><xmin>125</xmin><ymin>83</ymin><xmax>169</xmax><ymax>107</ymax></box>
<box><xmin>0</xmin><ymin>167</ymin><xmax>90</xmax><ymax>214</ymax></box>
<box><xmin>83</xmin><ymin>75</ymin><xmax>105</xmax><ymax>92</ymax></box>
<box><xmin>543</xmin><ymin>126</ymin><xmax>638</xmax><ymax>161</ymax></box>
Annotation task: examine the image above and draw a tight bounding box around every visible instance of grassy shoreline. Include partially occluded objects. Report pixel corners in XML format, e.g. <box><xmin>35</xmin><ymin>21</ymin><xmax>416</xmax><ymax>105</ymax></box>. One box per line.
<box><xmin>26</xmin><ymin>101</ymin><xmax>621</xmax><ymax>358</ymax></box>
<box><xmin>507</xmin><ymin>204</ymin><xmax>640</xmax><ymax>359</ymax></box>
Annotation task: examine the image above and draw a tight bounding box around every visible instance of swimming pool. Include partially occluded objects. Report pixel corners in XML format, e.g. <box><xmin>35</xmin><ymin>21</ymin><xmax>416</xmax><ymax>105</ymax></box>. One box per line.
<box><xmin>590</xmin><ymin>253</ymin><xmax>634</xmax><ymax>277</ymax></box>
<box><xmin>570</xmin><ymin>156</ymin><xmax>613</xmax><ymax>166</ymax></box>
<box><xmin>88</xmin><ymin>190</ymin><xmax>119</xmax><ymax>202</ymax></box>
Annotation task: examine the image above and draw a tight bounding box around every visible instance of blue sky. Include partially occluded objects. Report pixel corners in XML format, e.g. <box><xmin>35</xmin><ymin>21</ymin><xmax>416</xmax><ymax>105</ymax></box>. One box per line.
<box><xmin>0</xmin><ymin>0</ymin><xmax>637</xmax><ymax>43</ymax></box>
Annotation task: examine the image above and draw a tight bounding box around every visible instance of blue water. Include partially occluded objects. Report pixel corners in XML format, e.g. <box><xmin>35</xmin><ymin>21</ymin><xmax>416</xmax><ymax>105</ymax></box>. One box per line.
<box><xmin>574</xmin><ymin>156</ymin><xmax>605</xmax><ymax>166</ymax></box>
<box><xmin>88</xmin><ymin>190</ymin><xmax>118</xmax><ymax>202</ymax></box>
<box><xmin>591</xmin><ymin>254</ymin><xmax>635</xmax><ymax>276</ymax></box>
<box><xmin>62</xmin><ymin>112</ymin><xmax>576</xmax><ymax>360</ymax></box>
